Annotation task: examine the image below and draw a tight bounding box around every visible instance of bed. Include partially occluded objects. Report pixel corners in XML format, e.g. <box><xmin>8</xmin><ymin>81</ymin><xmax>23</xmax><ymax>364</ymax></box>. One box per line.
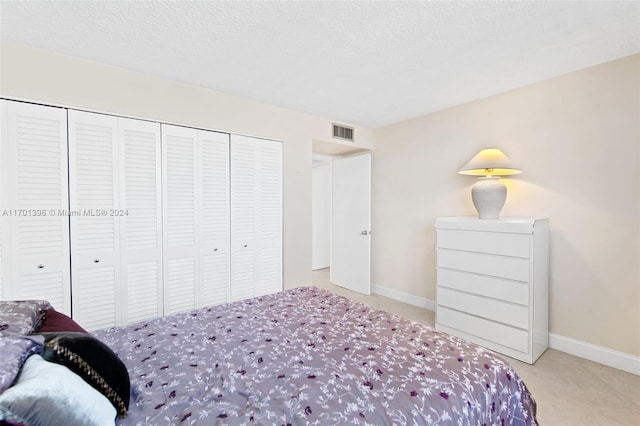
<box><xmin>1</xmin><ymin>287</ymin><xmax>537</xmax><ymax>425</ymax></box>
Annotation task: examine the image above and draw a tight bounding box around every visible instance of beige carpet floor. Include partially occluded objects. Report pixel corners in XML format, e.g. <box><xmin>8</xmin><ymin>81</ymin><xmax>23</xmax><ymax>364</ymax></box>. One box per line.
<box><xmin>312</xmin><ymin>269</ymin><xmax>640</xmax><ymax>425</ymax></box>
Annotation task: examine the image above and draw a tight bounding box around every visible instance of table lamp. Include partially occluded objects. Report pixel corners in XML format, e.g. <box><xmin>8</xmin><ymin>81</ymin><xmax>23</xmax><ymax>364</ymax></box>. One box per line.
<box><xmin>458</xmin><ymin>148</ymin><xmax>521</xmax><ymax>219</ymax></box>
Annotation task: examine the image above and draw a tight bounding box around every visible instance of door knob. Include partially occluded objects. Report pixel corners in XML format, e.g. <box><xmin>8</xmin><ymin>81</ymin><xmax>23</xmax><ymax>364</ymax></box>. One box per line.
<box><xmin>214</xmin><ymin>248</ymin><xmax>218</xmax><ymax>252</ymax></box>
<box><xmin>361</xmin><ymin>230</ymin><xmax>369</xmax><ymax>235</ymax></box>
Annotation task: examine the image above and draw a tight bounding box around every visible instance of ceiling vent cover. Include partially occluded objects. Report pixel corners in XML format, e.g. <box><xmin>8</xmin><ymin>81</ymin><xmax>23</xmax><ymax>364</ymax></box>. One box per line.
<box><xmin>332</xmin><ymin>123</ymin><xmax>354</xmax><ymax>141</ymax></box>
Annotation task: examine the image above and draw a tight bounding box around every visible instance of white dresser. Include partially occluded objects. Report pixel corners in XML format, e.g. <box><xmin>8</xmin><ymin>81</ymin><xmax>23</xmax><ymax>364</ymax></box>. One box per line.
<box><xmin>435</xmin><ymin>217</ymin><xmax>549</xmax><ymax>364</ymax></box>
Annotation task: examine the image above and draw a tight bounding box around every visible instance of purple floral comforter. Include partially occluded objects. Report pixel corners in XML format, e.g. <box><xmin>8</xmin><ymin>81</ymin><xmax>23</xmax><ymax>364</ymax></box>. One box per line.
<box><xmin>93</xmin><ymin>287</ymin><xmax>537</xmax><ymax>425</ymax></box>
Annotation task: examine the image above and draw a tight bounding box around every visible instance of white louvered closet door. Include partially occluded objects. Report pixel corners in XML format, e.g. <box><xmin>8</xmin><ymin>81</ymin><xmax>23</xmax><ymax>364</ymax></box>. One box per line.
<box><xmin>230</xmin><ymin>136</ymin><xmax>257</xmax><ymax>301</ymax></box>
<box><xmin>0</xmin><ymin>101</ymin><xmax>6</xmax><ymax>300</ymax></box>
<box><xmin>68</xmin><ymin>111</ymin><xmax>120</xmax><ymax>330</ymax></box>
<box><xmin>162</xmin><ymin>124</ymin><xmax>198</xmax><ymax>315</ymax></box>
<box><xmin>255</xmin><ymin>140</ymin><xmax>283</xmax><ymax>296</ymax></box>
<box><xmin>198</xmin><ymin>130</ymin><xmax>230</xmax><ymax>308</ymax></box>
<box><xmin>230</xmin><ymin>135</ymin><xmax>282</xmax><ymax>301</ymax></box>
<box><xmin>119</xmin><ymin>118</ymin><xmax>162</xmax><ymax>324</ymax></box>
<box><xmin>1</xmin><ymin>101</ymin><xmax>71</xmax><ymax>314</ymax></box>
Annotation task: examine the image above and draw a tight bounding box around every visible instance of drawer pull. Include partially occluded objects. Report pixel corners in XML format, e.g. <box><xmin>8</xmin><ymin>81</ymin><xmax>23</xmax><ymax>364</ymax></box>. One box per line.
<box><xmin>37</xmin><ymin>264</ymin><xmax>44</xmax><ymax>269</ymax></box>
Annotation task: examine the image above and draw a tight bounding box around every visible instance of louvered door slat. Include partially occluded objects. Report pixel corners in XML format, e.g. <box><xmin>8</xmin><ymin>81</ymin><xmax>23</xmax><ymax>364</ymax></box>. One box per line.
<box><xmin>3</xmin><ymin>101</ymin><xmax>71</xmax><ymax>314</ymax></box>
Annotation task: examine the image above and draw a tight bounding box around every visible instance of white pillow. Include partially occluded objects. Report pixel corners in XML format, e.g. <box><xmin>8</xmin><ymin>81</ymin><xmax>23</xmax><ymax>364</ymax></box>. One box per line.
<box><xmin>0</xmin><ymin>354</ymin><xmax>116</xmax><ymax>426</ymax></box>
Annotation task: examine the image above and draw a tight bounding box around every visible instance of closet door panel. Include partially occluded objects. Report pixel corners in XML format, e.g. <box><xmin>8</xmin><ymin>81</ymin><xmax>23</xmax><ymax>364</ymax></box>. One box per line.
<box><xmin>199</xmin><ymin>130</ymin><xmax>230</xmax><ymax>307</ymax></box>
<box><xmin>166</xmin><ymin>257</ymin><xmax>196</xmax><ymax>315</ymax></box>
<box><xmin>201</xmin><ymin>254</ymin><xmax>228</xmax><ymax>306</ymax></box>
<box><xmin>256</xmin><ymin>141</ymin><xmax>282</xmax><ymax>296</ymax></box>
<box><xmin>72</xmin><ymin>260</ymin><xmax>117</xmax><ymax>330</ymax></box>
<box><xmin>68</xmin><ymin>110</ymin><xmax>119</xmax><ymax>329</ymax></box>
<box><xmin>230</xmin><ymin>248</ymin><xmax>255</xmax><ymax>301</ymax></box>
<box><xmin>3</xmin><ymin>101</ymin><xmax>71</xmax><ymax>314</ymax></box>
<box><xmin>162</xmin><ymin>124</ymin><xmax>198</xmax><ymax>314</ymax></box>
<box><xmin>119</xmin><ymin>118</ymin><xmax>162</xmax><ymax>324</ymax></box>
<box><xmin>230</xmin><ymin>136</ymin><xmax>257</xmax><ymax>301</ymax></box>
<box><xmin>230</xmin><ymin>135</ymin><xmax>282</xmax><ymax>301</ymax></box>
<box><xmin>0</xmin><ymin>101</ymin><xmax>6</xmax><ymax>299</ymax></box>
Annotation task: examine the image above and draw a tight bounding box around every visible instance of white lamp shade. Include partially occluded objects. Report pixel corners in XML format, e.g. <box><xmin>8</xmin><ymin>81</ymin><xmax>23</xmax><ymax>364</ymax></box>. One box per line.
<box><xmin>458</xmin><ymin>148</ymin><xmax>521</xmax><ymax>176</ymax></box>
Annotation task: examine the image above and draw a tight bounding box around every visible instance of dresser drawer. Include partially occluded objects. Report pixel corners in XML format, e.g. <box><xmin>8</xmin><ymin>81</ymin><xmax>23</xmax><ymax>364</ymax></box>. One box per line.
<box><xmin>437</xmin><ymin>306</ymin><xmax>529</xmax><ymax>353</ymax></box>
<box><xmin>437</xmin><ymin>248</ymin><xmax>529</xmax><ymax>282</ymax></box>
<box><xmin>437</xmin><ymin>268</ymin><xmax>528</xmax><ymax>305</ymax></box>
<box><xmin>437</xmin><ymin>229</ymin><xmax>530</xmax><ymax>258</ymax></box>
<box><xmin>437</xmin><ymin>287</ymin><xmax>528</xmax><ymax>329</ymax></box>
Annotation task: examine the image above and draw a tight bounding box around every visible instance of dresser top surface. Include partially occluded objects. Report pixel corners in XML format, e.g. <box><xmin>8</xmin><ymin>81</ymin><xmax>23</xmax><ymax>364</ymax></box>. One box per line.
<box><xmin>435</xmin><ymin>216</ymin><xmax>548</xmax><ymax>234</ymax></box>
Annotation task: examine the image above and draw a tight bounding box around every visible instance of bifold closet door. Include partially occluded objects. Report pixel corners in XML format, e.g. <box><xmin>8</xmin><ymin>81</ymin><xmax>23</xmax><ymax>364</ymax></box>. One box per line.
<box><xmin>230</xmin><ymin>135</ymin><xmax>282</xmax><ymax>301</ymax></box>
<box><xmin>0</xmin><ymin>100</ymin><xmax>71</xmax><ymax>314</ymax></box>
<box><xmin>118</xmin><ymin>118</ymin><xmax>163</xmax><ymax>324</ymax></box>
<box><xmin>199</xmin><ymin>130</ymin><xmax>230</xmax><ymax>307</ymax></box>
<box><xmin>68</xmin><ymin>111</ymin><xmax>120</xmax><ymax>330</ymax></box>
<box><xmin>161</xmin><ymin>124</ymin><xmax>230</xmax><ymax>315</ymax></box>
<box><xmin>69</xmin><ymin>111</ymin><xmax>162</xmax><ymax>330</ymax></box>
<box><xmin>0</xmin><ymin>103</ymin><xmax>3</xmax><ymax>300</ymax></box>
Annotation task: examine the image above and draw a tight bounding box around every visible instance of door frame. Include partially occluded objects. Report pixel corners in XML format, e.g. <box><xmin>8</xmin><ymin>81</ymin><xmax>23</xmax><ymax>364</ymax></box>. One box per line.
<box><xmin>310</xmin><ymin>149</ymin><xmax>372</xmax><ymax>295</ymax></box>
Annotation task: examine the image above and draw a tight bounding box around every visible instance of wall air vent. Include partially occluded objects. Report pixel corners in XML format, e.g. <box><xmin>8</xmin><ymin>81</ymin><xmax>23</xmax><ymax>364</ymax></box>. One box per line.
<box><xmin>332</xmin><ymin>123</ymin><xmax>354</xmax><ymax>141</ymax></box>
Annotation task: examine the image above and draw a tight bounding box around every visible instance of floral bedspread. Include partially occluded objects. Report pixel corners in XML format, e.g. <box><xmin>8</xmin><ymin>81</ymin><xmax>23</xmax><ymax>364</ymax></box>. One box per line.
<box><xmin>93</xmin><ymin>287</ymin><xmax>537</xmax><ymax>425</ymax></box>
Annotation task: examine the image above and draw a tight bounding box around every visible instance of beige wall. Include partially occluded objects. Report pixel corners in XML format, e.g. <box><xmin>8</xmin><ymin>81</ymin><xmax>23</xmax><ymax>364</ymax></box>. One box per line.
<box><xmin>0</xmin><ymin>41</ymin><xmax>373</xmax><ymax>290</ymax></box>
<box><xmin>372</xmin><ymin>54</ymin><xmax>640</xmax><ymax>356</ymax></box>
<box><xmin>3</xmin><ymin>41</ymin><xmax>638</xmax><ymax>357</ymax></box>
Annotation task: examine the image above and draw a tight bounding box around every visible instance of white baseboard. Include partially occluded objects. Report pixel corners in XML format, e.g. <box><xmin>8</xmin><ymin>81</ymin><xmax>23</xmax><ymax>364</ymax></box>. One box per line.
<box><xmin>371</xmin><ymin>283</ymin><xmax>436</xmax><ymax>312</ymax></box>
<box><xmin>549</xmin><ymin>333</ymin><xmax>640</xmax><ymax>376</ymax></box>
<box><xmin>371</xmin><ymin>284</ymin><xmax>639</xmax><ymax>376</ymax></box>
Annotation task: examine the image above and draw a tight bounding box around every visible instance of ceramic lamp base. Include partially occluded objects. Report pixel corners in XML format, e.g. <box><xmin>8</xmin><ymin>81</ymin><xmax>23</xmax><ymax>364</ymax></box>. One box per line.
<box><xmin>471</xmin><ymin>176</ymin><xmax>507</xmax><ymax>219</ymax></box>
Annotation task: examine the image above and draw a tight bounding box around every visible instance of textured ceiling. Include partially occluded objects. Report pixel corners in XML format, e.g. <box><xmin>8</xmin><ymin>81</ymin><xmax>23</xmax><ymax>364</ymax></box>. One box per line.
<box><xmin>1</xmin><ymin>1</ymin><xmax>639</xmax><ymax>128</ymax></box>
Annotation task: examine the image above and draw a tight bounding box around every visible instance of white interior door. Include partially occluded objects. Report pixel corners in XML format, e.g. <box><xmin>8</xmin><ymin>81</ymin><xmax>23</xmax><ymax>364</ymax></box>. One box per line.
<box><xmin>331</xmin><ymin>153</ymin><xmax>371</xmax><ymax>295</ymax></box>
